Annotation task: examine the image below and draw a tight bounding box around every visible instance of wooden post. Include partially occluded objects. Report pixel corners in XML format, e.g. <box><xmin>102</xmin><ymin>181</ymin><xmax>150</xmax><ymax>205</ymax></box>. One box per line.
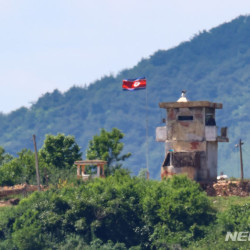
<box><xmin>81</xmin><ymin>165</ymin><xmax>85</xmax><ymax>176</ymax></box>
<box><xmin>239</xmin><ymin>139</ymin><xmax>244</xmax><ymax>181</ymax></box>
<box><xmin>77</xmin><ymin>165</ymin><xmax>80</xmax><ymax>177</ymax></box>
<box><xmin>32</xmin><ymin>135</ymin><xmax>41</xmax><ymax>191</ymax></box>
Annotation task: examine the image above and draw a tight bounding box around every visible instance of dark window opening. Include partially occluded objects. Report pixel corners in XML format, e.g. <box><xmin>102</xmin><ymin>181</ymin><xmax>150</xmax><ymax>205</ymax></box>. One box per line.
<box><xmin>162</xmin><ymin>152</ymin><xmax>204</xmax><ymax>169</ymax></box>
<box><xmin>178</xmin><ymin>116</ymin><xmax>193</xmax><ymax>121</ymax></box>
<box><xmin>163</xmin><ymin>153</ymin><xmax>170</xmax><ymax>167</ymax></box>
<box><xmin>172</xmin><ymin>152</ymin><xmax>200</xmax><ymax>168</ymax></box>
<box><xmin>205</xmin><ymin>114</ymin><xmax>216</xmax><ymax>126</ymax></box>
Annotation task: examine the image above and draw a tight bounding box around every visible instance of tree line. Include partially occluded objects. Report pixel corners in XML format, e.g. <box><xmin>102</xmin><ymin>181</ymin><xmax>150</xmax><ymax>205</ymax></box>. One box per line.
<box><xmin>0</xmin><ymin>128</ymin><xmax>249</xmax><ymax>249</ymax></box>
<box><xmin>0</xmin><ymin>128</ymin><xmax>130</xmax><ymax>186</ymax></box>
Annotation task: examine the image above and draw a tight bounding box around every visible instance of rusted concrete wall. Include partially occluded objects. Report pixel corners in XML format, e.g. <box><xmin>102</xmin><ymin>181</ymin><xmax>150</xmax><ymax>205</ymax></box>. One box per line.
<box><xmin>156</xmin><ymin>101</ymin><xmax>225</xmax><ymax>182</ymax></box>
<box><xmin>165</xmin><ymin>141</ymin><xmax>206</xmax><ymax>153</ymax></box>
<box><xmin>161</xmin><ymin>151</ymin><xmax>205</xmax><ymax>180</ymax></box>
<box><xmin>161</xmin><ymin>107</ymin><xmax>206</xmax><ymax>181</ymax></box>
<box><xmin>161</xmin><ymin>165</ymin><xmax>197</xmax><ymax>180</ymax></box>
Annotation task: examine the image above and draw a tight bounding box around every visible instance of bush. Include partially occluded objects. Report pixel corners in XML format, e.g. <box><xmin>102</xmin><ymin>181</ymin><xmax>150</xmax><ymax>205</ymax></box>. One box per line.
<box><xmin>188</xmin><ymin>202</ymin><xmax>250</xmax><ymax>250</ymax></box>
<box><xmin>217</xmin><ymin>203</ymin><xmax>250</xmax><ymax>233</ymax></box>
<box><xmin>0</xmin><ymin>174</ymin><xmax>216</xmax><ymax>249</ymax></box>
<box><xmin>0</xmin><ymin>159</ymin><xmax>23</xmax><ymax>186</ymax></box>
<box><xmin>142</xmin><ymin>175</ymin><xmax>215</xmax><ymax>247</ymax></box>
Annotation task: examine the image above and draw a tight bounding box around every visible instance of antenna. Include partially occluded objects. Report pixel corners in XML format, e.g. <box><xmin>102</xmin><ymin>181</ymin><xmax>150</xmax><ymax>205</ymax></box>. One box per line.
<box><xmin>177</xmin><ymin>90</ymin><xmax>188</xmax><ymax>102</ymax></box>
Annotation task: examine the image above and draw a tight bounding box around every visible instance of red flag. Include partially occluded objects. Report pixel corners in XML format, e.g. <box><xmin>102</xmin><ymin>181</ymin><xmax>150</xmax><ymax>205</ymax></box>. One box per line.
<box><xmin>122</xmin><ymin>77</ymin><xmax>146</xmax><ymax>91</ymax></box>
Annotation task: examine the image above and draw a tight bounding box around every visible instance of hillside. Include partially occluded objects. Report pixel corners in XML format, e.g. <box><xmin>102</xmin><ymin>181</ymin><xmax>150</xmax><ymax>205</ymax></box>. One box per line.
<box><xmin>1</xmin><ymin>15</ymin><xmax>250</xmax><ymax>178</ymax></box>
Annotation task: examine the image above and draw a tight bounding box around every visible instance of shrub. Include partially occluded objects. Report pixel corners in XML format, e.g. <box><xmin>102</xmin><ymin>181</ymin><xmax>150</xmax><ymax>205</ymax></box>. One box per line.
<box><xmin>0</xmin><ymin>174</ymin><xmax>216</xmax><ymax>249</ymax></box>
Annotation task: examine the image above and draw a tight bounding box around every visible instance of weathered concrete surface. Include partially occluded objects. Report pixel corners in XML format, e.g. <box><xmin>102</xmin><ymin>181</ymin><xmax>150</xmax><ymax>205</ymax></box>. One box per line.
<box><xmin>217</xmin><ymin>136</ymin><xmax>229</xmax><ymax>142</ymax></box>
<box><xmin>217</xmin><ymin>127</ymin><xmax>229</xmax><ymax>142</ymax></box>
<box><xmin>159</xmin><ymin>101</ymin><xmax>222</xmax><ymax>109</ymax></box>
<box><xmin>205</xmin><ymin>126</ymin><xmax>217</xmax><ymax>141</ymax></box>
<box><xmin>171</xmin><ymin>152</ymin><xmax>201</xmax><ymax>168</ymax></box>
<box><xmin>157</xmin><ymin>97</ymin><xmax>228</xmax><ymax>182</ymax></box>
<box><xmin>166</xmin><ymin>107</ymin><xmax>205</xmax><ymax>141</ymax></box>
<box><xmin>161</xmin><ymin>151</ymin><xmax>204</xmax><ymax>180</ymax></box>
<box><xmin>156</xmin><ymin>126</ymin><xmax>167</xmax><ymax>142</ymax></box>
<box><xmin>167</xmin><ymin>121</ymin><xmax>204</xmax><ymax>141</ymax></box>
<box><xmin>206</xmin><ymin>142</ymin><xmax>218</xmax><ymax>180</ymax></box>
<box><xmin>161</xmin><ymin>165</ymin><xmax>197</xmax><ymax>180</ymax></box>
<box><xmin>165</xmin><ymin>141</ymin><xmax>206</xmax><ymax>152</ymax></box>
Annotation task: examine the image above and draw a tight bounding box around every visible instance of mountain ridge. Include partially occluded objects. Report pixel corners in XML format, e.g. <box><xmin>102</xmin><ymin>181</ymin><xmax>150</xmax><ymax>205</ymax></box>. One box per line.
<box><xmin>1</xmin><ymin>15</ymin><xmax>250</xmax><ymax>178</ymax></box>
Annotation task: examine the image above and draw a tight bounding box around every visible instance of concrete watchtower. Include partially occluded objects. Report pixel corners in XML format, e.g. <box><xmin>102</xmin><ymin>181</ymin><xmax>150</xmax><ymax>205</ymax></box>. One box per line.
<box><xmin>156</xmin><ymin>91</ymin><xmax>229</xmax><ymax>182</ymax></box>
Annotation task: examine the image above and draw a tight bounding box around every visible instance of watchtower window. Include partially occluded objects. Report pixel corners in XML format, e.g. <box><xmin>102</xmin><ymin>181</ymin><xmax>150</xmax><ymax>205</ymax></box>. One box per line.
<box><xmin>205</xmin><ymin>114</ymin><xmax>216</xmax><ymax>126</ymax></box>
<box><xmin>178</xmin><ymin>116</ymin><xmax>193</xmax><ymax>121</ymax></box>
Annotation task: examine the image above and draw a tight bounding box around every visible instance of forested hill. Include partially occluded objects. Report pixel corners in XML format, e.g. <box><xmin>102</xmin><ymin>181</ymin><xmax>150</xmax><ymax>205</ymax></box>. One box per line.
<box><xmin>1</xmin><ymin>15</ymin><xmax>250</xmax><ymax>178</ymax></box>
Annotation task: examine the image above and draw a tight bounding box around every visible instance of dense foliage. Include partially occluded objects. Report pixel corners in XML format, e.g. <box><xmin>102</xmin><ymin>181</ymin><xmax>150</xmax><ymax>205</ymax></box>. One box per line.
<box><xmin>0</xmin><ymin>134</ymin><xmax>82</xmax><ymax>186</ymax></box>
<box><xmin>0</xmin><ymin>16</ymin><xmax>250</xmax><ymax>178</ymax></box>
<box><xmin>1</xmin><ymin>174</ymin><xmax>249</xmax><ymax>249</ymax></box>
<box><xmin>0</xmin><ymin>149</ymin><xmax>35</xmax><ymax>186</ymax></box>
<box><xmin>86</xmin><ymin>128</ymin><xmax>131</xmax><ymax>175</ymax></box>
<box><xmin>0</xmin><ymin>174</ymin><xmax>216</xmax><ymax>249</ymax></box>
<box><xmin>40</xmin><ymin>134</ymin><xmax>82</xmax><ymax>169</ymax></box>
<box><xmin>0</xmin><ymin>147</ymin><xmax>13</xmax><ymax>165</ymax></box>
<box><xmin>189</xmin><ymin>203</ymin><xmax>250</xmax><ymax>249</ymax></box>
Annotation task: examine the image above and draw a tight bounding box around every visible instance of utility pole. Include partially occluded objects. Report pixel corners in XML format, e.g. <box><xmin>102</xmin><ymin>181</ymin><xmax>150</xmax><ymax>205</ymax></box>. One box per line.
<box><xmin>235</xmin><ymin>139</ymin><xmax>244</xmax><ymax>181</ymax></box>
<box><xmin>239</xmin><ymin>139</ymin><xmax>244</xmax><ymax>181</ymax></box>
<box><xmin>32</xmin><ymin>134</ymin><xmax>41</xmax><ymax>191</ymax></box>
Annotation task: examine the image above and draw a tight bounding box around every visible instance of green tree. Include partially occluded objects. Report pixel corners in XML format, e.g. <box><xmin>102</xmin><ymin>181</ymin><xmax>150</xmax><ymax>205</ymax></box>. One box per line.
<box><xmin>138</xmin><ymin>168</ymin><xmax>148</xmax><ymax>179</ymax></box>
<box><xmin>0</xmin><ymin>149</ymin><xmax>36</xmax><ymax>186</ymax></box>
<box><xmin>18</xmin><ymin>149</ymin><xmax>36</xmax><ymax>184</ymax></box>
<box><xmin>0</xmin><ymin>146</ymin><xmax>5</xmax><ymax>164</ymax></box>
<box><xmin>86</xmin><ymin>128</ymin><xmax>131</xmax><ymax>175</ymax></box>
<box><xmin>0</xmin><ymin>159</ymin><xmax>23</xmax><ymax>186</ymax></box>
<box><xmin>40</xmin><ymin>133</ymin><xmax>82</xmax><ymax>169</ymax></box>
<box><xmin>0</xmin><ymin>146</ymin><xmax>13</xmax><ymax>166</ymax></box>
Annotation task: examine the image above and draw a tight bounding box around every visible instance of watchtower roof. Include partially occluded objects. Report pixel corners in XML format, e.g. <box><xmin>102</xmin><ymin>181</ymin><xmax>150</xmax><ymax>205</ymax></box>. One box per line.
<box><xmin>159</xmin><ymin>101</ymin><xmax>222</xmax><ymax>109</ymax></box>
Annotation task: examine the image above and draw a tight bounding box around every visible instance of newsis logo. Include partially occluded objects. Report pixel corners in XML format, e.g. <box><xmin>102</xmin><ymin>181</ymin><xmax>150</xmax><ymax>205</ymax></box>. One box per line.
<box><xmin>225</xmin><ymin>232</ymin><xmax>250</xmax><ymax>241</ymax></box>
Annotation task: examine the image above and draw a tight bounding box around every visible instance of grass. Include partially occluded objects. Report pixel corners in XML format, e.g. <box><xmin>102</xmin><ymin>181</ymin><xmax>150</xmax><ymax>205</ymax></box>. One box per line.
<box><xmin>209</xmin><ymin>195</ymin><xmax>250</xmax><ymax>212</ymax></box>
<box><xmin>0</xmin><ymin>206</ymin><xmax>12</xmax><ymax>212</ymax></box>
<box><xmin>2</xmin><ymin>192</ymin><xmax>29</xmax><ymax>201</ymax></box>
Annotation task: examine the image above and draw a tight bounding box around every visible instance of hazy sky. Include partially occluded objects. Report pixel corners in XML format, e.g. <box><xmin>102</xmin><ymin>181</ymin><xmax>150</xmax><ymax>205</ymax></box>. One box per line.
<box><xmin>1</xmin><ymin>0</ymin><xmax>250</xmax><ymax>113</ymax></box>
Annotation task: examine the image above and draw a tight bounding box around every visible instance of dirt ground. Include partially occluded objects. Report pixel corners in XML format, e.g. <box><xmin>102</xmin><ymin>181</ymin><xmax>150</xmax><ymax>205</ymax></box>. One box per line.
<box><xmin>0</xmin><ymin>184</ymin><xmax>44</xmax><ymax>207</ymax></box>
<box><xmin>202</xmin><ymin>180</ymin><xmax>250</xmax><ymax>197</ymax></box>
<box><xmin>0</xmin><ymin>181</ymin><xmax>249</xmax><ymax>208</ymax></box>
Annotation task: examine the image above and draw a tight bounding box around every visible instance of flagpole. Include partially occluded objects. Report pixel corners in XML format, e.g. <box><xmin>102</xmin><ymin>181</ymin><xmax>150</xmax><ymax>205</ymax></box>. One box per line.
<box><xmin>122</xmin><ymin>77</ymin><xmax>149</xmax><ymax>179</ymax></box>
<box><xmin>145</xmin><ymin>82</ymin><xmax>149</xmax><ymax>179</ymax></box>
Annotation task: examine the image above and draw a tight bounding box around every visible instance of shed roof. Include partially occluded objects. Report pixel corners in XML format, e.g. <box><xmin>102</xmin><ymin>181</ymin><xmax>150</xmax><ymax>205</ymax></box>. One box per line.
<box><xmin>74</xmin><ymin>160</ymin><xmax>107</xmax><ymax>165</ymax></box>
